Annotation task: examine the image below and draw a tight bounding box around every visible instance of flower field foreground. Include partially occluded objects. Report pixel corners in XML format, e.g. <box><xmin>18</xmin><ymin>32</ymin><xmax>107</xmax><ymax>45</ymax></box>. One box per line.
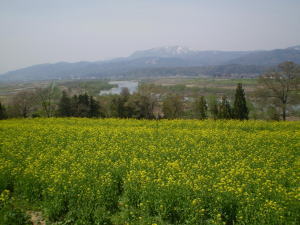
<box><xmin>0</xmin><ymin>118</ymin><xmax>299</xmax><ymax>225</ymax></box>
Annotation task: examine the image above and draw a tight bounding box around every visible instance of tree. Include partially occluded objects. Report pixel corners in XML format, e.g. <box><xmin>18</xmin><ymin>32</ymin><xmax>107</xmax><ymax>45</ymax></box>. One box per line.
<box><xmin>77</xmin><ymin>93</ymin><xmax>90</xmax><ymax>117</ymax></box>
<box><xmin>120</xmin><ymin>87</ymin><xmax>130</xmax><ymax>101</ymax></box>
<box><xmin>258</xmin><ymin>61</ymin><xmax>300</xmax><ymax>120</ymax></box>
<box><xmin>0</xmin><ymin>101</ymin><xmax>7</xmax><ymax>119</ymax></box>
<box><xmin>266</xmin><ymin>106</ymin><xmax>280</xmax><ymax>121</ymax></box>
<box><xmin>137</xmin><ymin>94</ymin><xmax>156</xmax><ymax>119</ymax></box>
<box><xmin>119</xmin><ymin>88</ymin><xmax>131</xmax><ymax>118</ymax></box>
<box><xmin>71</xmin><ymin>95</ymin><xmax>80</xmax><ymax>117</ymax></box>
<box><xmin>110</xmin><ymin>88</ymin><xmax>131</xmax><ymax>118</ymax></box>
<box><xmin>9</xmin><ymin>91</ymin><xmax>35</xmax><ymax>118</ymax></box>
<box><xmin>233</xmin><ymin>83</ymin><xmax>249</xmax><ymax>120</ymax></box>
<box><xmin>208</xmin><ymin>96</ymin><xmax>219</xmax><ymax>120</ymax></box>
<box><xmin>162</xmin><ymin>95</ymin><xmax>184</xmax><ymax>119</ymax></box>
<box><xmin>57</xmin><ymin>91</ymin><xmax>72</xmax><ymax>117</ymax></box>
<box><xmin>35</xmin><ymin>82</ymin><xmax>60</xmax><ymax>117</ymax></box>
<box><xmin>126</xmin><ymin>94</ymin><xmax>156</xmax><ymax>119</ymax></box>
<box><xmin>89</xmin><ymin>96</ymin><xmax>101</xmax><ymax>118</ymax></box>
<box><xmin>193</xmin><ymin>96</ymin><xmax>208</xmax><ymax>119</ymax></box>
<box><xmin>218</xmin><ymin>96</ymin><xmax>232</xmax><ymax>119</ymax></box>
<box><xmin>110</xmin><ymin>96</ymin><xmax>122</xmax><ymax>118</ymax></box>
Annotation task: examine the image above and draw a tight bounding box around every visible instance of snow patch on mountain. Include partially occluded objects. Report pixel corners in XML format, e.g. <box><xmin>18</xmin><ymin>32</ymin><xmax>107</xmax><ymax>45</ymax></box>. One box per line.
<box><xmin>130</xmin><ymin>46</ymin><xmax>195</xmax><ymax>58</ymax></box>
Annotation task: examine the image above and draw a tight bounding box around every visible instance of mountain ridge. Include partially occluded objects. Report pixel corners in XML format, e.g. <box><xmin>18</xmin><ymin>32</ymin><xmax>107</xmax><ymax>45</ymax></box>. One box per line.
<box><xmin>1</xmin><ymin>45</ymin><xmax>299</xmax><ymax>82</ymax></box>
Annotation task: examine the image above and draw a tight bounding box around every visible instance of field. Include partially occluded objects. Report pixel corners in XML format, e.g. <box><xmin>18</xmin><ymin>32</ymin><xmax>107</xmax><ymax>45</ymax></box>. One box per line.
<box><xmin>143</xmin><ymin>77</ymin><xmax>258</xmax><ymax>97</ymax></box>
<box><xmin>0</xmin><ymin>119</ymin><xmax>299</xmax><ymax>225</ymax></box>
<box><xmin>0</xmin><ymin>79</ymin><xmax>114</xmax><ymax>102</ymax></box>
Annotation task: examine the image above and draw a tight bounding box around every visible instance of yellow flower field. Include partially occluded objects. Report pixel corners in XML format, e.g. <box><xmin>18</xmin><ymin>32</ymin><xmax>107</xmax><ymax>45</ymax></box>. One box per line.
<box><xmin>0</xmin><ymin>118</ymin><xmax>299</xmax><ymax>224</ymax></box>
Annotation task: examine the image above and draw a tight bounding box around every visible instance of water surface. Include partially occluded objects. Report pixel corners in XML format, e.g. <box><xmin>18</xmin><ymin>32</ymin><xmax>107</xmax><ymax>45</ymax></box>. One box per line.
<box><xmin>100</xmin><ymin>80</ymin><xmax>138</xmax><ymax>95</ymax></box>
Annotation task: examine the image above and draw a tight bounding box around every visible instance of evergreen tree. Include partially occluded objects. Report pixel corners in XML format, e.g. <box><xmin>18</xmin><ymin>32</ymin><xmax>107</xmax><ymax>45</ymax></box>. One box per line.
<box><xmin>71</xmin><ymin>95</ymin><xmax>79</xmax><ymax>117</ymax></box>
<box><xmin>209</xmin><ymin>96</ymin><xmax>219</xmax><ymax>120</ymax></box>
<box><xmin>89</xmin><ymin>96</ymin><xmax>100</xmax><ymax>118</ymax></box>
<box><xmin>233</xmin><ymin>83</ymin><xmax>249</xmax><ymax>120</ymax></box>
<box><xmin>57</xmin><ymin>91</ymin><xmax>72</xmax><ymax>117</ymax></box>
<box><xmin>119</xmin><ymin>88</ymin><xmax>131</xmax><ymax>118</ymax></box>
<box><xmin>194</xmin><ymin>96</ymin><xmax>208</xmax><ymax>119</ymax></box>
<box><xmin>218</xmin><ymin>96</ymin><xmax>232</xmax><ymax>119</ymax></box>
<box><xmin>78</xmin><ymin>93</ymin><xmax>90</xmax><ymax>117</ymax></box>
<box><xmin>0</xmin><ymin>102</ymin><xmax>7</xmax><ymax>119</ymax></box>
<box><xmin>78</xmin><ymin>93</ymin><xmax>90</xmax><ymax>106</ymax></box>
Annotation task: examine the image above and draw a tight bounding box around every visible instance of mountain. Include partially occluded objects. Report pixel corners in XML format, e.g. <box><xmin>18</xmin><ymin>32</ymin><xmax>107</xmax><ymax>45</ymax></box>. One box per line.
<box><xmin>0</xmin><ymin>45</ymin><xmax>299</xmax><ymax>82</ymax></box>
<box><xmin>287</xmin><ymin>45</ymin><xmax>300</xmax><ymax>51</ymax></box>
<box><xmin>130</xmin><ymin>46</ymin><xmax>250</xmax><ymax>66</ymax></box>
<box><xmin>229</xmin><ymin>48</ymin><xmax>300</xmax><ymax>65</ymax></box>
<box><xmin>129</xmin><ymin>46</ymin><xmax>196</xmax><ymax>58</ymax></box>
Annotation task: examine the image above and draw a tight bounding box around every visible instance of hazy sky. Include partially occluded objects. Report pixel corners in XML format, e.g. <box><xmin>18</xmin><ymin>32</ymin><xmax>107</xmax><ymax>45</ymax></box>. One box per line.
<box><xmin>1</xmin><ymin>0</ymin><xmax>300</xmax><ymax>73</ymax></box>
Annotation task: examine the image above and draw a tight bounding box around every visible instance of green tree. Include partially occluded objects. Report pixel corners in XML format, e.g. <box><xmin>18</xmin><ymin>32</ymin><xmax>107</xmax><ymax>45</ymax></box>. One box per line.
<box><xmin>78</xmin><ymin>93</ymin><xmax>90</xmax><ymax>117</ymax></box>
<box><xmin>71</xmin><ymin>95</ymin><xmax>79</xmax><ymax>117</ymax></box>
<box><xmin>57</xmin><ymin>91</ymin><xmax>72</xmax><ymax>117</ymax></box>
<box><xmin>110</xmin><ymin>96</ymin><xmax>122</xmax><ymax>118</ymax></box>
<box><xmin>110</xmin><ymin>88</ymin><xmax>132</xmax><ymax>118</ymax></box>
<box><xmin>233</xmin><ymin>83</ymin><xmax>249</xmax><ymax>120</ymax></box>
<box><xmin>126</xmin><ymin>94</ymin><xmax>156</xmax><ymax>119</ymax></box>
<box><xmin>258</xmin><ymin>61</ymin><xmax>300</xmax><ymax>120</ymax></box>
<box><xmin>0</xmin><ymin>102</ymin><xmax>7</xmax><ymax>119</ymax></box>
<box><xmin>208</xmin><ymin>96</ymin><xmax>219</xmax><ymax>120</ymax></box>
<box><xmin>194</xmin><ymin>96</ymin><xmax>208</xmax><ymax>119</ymax></box>
<box><xmin>89</xmin><ymin>96</ymin><xmax>101</xmax><ymax>118</ymax></box>
<box><xmin>162</xmin><ymin>95</ymin><xmax>184</xmax><ymax>119</ymax></box>
<box><xmin>218</xmin><ymin>96</ymin><xmax>232</xmax><ymax>119</ymax></box>
<box><xmin>119</xmin><ymin>88</ymin><xmax>131</xmax><ymax>118</ymax></box>
<box><xmin>266</xmin><ymin>106</ymin><xmax>280</xmax><ymax>121</ymax></box>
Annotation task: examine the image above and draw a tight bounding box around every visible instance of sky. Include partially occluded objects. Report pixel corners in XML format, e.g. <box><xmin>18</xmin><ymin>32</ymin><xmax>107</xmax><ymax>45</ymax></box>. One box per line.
<box><xmin>0</xmin><ymin>0</ymin><xmax>300</xmax><ymax>74</ymax></box>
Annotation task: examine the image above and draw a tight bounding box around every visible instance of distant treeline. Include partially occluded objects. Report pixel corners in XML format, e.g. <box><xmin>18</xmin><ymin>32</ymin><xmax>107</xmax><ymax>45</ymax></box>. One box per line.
<box><xmin>0</xmin><ymin>62</ymin><xmax>299</xmax><ymax>121</ymax></box>
<box><xmin>0</xmin><ymin>83</ymin><xmax>253</xmax><ymax>121</ymax></box>
<box><xmin>126</xmin><ymin>64</ymin><xmax>269</xmax><ymax>78</ymax></box>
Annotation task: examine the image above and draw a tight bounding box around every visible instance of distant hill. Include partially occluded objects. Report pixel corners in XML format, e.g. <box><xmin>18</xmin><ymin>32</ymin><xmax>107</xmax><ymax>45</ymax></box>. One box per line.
<box><xmin>129</xmin><ymin>46</ymin><xmax>250</xmax><ymax>66</ymax></box>
<box><xmin>0</xmin><ymin>45</ymin><xmax>299</xmax><ymax>82</ymax></box>
<box><xmin>229</xmin><ymin>48</ymin><xmax>300</xmax><ymax>65</ymax></box>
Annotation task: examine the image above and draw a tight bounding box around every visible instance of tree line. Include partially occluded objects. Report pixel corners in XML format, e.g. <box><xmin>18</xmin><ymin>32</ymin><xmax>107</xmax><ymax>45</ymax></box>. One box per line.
<box><xmin>0</xmin><ymin>61</ymin><xmax>299</xmax><ymax>121</ymax></box>
<box><xmin>0</xmin><ymin>83</ymin><xmax>249</xmax><ymax>120</ymax></box>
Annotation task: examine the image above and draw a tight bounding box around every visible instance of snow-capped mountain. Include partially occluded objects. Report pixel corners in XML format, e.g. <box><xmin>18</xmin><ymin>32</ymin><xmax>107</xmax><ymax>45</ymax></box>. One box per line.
<box><xmin>130</xmin><ymin>46</ymin><xmax>196</xmax><ymax>58</ymax></box>
<box><xmin>1</xmin><ymin>45</ymin><xmax>300</xmax><ymax>82</ymax></box>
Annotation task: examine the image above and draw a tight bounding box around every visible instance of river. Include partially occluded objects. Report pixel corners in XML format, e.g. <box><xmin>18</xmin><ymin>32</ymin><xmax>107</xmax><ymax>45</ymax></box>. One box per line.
<box><xmin>99</xmin><ymin>80</ymin><xmax>139</xmax><ymax>95</ymax></box>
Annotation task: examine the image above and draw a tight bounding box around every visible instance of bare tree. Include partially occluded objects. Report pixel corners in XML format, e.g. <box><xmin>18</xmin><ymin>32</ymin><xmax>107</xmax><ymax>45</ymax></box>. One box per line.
<box><xmin>257</xmin><ymin>61</ymin><xmax>300</xmax><ymax>120</ymax></box>
<box><xmin>9</xmin><ymin>90</ymin><xmax>35</xmax><ymax>118</ymax></box>
<box><xmin>35</xmin><ymin>82</ymin><xmax>61</xmax><ymax>117</ymax></box>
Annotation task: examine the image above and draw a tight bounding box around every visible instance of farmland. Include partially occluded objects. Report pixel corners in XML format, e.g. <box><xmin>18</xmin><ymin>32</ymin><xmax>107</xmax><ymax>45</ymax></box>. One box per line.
<box><xmin>0</xmin><ymin>118</ymin><xmax>299</xmax><ymax>224</ymax></box>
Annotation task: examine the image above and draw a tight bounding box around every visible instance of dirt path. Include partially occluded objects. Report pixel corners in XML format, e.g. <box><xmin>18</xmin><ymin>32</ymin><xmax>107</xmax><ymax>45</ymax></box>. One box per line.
<box><xmin>27</xmin><ymin>211</ymin><xmax>46</xmax><ymax>225</ymax></box>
